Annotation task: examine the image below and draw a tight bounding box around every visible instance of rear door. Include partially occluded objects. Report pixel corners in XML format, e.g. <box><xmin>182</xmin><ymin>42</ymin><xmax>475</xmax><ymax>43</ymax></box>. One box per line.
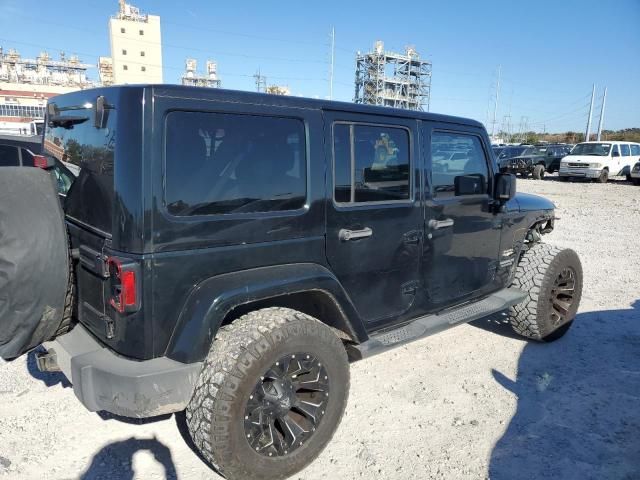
<box><xmin>324</xmin><ymin>111</ymin><xmax>423</xmax><ymax>327</ymax></box>
<box><xmin>422</xmin><ymin>123</ymin><xmax>502</xmax><ymax>309</ymax></box>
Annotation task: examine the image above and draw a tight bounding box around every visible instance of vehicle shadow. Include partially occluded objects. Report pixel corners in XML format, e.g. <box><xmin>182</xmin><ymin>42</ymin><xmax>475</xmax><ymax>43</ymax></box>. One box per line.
<box><xmin>25</xmin><ymin>347</ymin><xmax>71</xmax><ymax>388</ymax></box>
<box><xmin>79</xmin><ymin>436</ymin><xmax>177</xmax><ymax>480</ymax></box>
<box><xmin>474</xmin><ymin>301</ymin><xmax>640</xmax><ymax>479</ymax></box>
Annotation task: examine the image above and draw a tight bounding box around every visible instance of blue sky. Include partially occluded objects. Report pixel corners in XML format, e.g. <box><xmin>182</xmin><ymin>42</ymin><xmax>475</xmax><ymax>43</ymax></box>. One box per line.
<box><xmin>1</xmin><ymin>0</ymin><xmax>638</xmax><ymax>131</ymax></box>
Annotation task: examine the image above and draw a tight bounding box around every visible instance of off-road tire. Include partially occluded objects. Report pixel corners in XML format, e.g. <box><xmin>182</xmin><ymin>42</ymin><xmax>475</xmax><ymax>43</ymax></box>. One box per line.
<box><xmin>52</xmin><ymin>241</ymin><xmax>76</xmax><ymax>338</ymax></box>
<box><xmin>186</xmin><ymin>307</ymin><xmax>349</xmax><ymax>480</ymax></box>
<box><xmin>509</xmin><ymin>243</ymin><xmax>582</xmax><ymax>341</ymax></box>
<box><xmin>633</xmin><ymin>178</ymin><xmax>640</xmax><ymax>186</ymax></box>
<box><xmin>532</xmin><ymin>164</ymin><xmax>545</xmax><ymax>180</ymax></box>
<box><xmin>595</xmin><ymin>168</ymin><xmax>609</xmax><ymax>183</ymax></box>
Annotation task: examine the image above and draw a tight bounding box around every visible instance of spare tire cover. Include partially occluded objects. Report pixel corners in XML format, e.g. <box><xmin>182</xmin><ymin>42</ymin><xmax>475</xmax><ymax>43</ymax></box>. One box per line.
<box><xmin>0</xmin><ymin>168</ymin><xmax>69</xmax><ymax>360</ymax></box>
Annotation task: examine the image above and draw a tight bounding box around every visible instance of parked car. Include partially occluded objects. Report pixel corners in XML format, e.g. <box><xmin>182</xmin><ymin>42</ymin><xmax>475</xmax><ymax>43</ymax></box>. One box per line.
<box><xmin>0</xmin><ymin>141</ymin><xmax>75</xmax><ymax>195</ymax></box>
<box><xmin>631</xmin><ymin>161</ymin><xmax>640</xmax><ymax>185</ymax></box>
<box><xmin>559</xmin><ymin>141</ymin><xmax>640</xmax><ymax>183</ymax></box>
<box><xmin>0</xmin><ymin>86</ymin><xmax>583</xmax><ymax>480</ymax></box>
<box><xmin>499</xmin><ymin>144</ymin><xmax>572</xmax><ymax>179</ymax></box>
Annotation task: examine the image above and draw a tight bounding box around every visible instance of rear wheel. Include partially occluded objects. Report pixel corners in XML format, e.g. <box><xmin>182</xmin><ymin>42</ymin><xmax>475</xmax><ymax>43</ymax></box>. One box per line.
<box><xmin>509</xmin><ymin>243</ymin><xmax>583</xmax><ymax>341</ymax></box>
<box><xmin>186</xmin><ymin>308</ymin><xmax>349</xmax><ymax>480</ymax></box>
<box><xmin>532</xmin><ymin>164</ymin><xmax>545</xmax><ymax>180</ymax></box>
<box><xmin>633</xmin><ymin>178</ymin><xmax>640</xmax><ymax>186</ymax></box>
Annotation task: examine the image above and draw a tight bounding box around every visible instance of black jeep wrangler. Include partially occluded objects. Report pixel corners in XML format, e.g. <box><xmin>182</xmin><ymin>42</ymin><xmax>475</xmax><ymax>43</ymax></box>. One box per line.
<box><xmin>0</xmin><ymin>86</ymin><xmax>583</xmax><ymax>480</ymax></box>
<box><xmin>498</xmin><ymin>144</ymin><xmax>571</xmax><ymax>179</ymax></box>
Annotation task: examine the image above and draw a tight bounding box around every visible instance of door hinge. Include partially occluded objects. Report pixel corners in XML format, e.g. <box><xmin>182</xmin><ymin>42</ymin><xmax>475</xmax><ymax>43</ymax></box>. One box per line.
<box><xmin>402</xmin><ymin>281</ymin><xmax>420</xmax><ymax>295</ymax></box>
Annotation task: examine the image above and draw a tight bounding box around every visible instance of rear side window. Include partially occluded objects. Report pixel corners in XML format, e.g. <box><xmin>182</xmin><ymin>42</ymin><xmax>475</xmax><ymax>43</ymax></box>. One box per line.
<box><xmin>0</xmin><ymin>145</ymin><xmax>19</xmax><ymax>166</ymax></box>
<box><xmin>333</xmin><ymin>123</ymin><xmax>411</xmax><ymax>204</ymax></box>
<box><xmin>431</xmin><ymin>132</ymin><xmax>489</xmax><ymax>197</ymax></box>
<box><xmin>165</xmin><ymin>112</ymin><xmax>306</xmax><ymax>216</ymax></box>
<box><xmin>631</xmin><ymin>144</ymin><xmax>640</xmax><ymax>156</ymax></box>
<box><xmin>621</xmin><ymin>144</ymin><xmax>630</xmax><ymax>156</ymax></box>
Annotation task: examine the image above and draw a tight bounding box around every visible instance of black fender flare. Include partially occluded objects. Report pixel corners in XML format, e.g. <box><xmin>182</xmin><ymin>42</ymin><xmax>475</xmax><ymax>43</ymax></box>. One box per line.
<box><xmin>164</xmin><ymin>263</ymin><xmax>367</xmax><ymax>363</ymax></box>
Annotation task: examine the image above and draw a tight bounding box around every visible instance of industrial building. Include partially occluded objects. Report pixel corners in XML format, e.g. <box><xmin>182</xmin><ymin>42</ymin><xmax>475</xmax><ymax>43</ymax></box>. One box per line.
<box><xmin>181</xmin><ymin>59</ymin><xmax>221</xmax><ymax>88</ymax></box>
<box><xmin>0</xmin><ymin>47</ymin><xmax>92</xmax><ymax>134</ymax></box>
<box><xmin>102</xmin><ymin>0</ymin><xmax>163</xmax><ymax>85</ymax></box>
<box><xmin>354</xmin><ymin>41</ymin><xmax>432</xmax><ymax>111</ymax></box>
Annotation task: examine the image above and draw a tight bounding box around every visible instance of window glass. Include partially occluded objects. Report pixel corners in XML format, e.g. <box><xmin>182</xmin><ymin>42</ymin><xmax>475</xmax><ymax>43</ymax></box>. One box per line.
<box><xmin>611</xmin><ymin>144</ymin><xmax>619</xmax><ymax>156</ymax></box>
<box><xmin>165</xmin><ymin>112</ymin><xmax>306</xmax><ymax>216</ymax></box>
<box><xmin>333</xmin><ymin>123</ymin><xmax>410</xmax><ymax>203</ymax></box>
<box><xmin>51</xmin><ymin>164</ymin><xmax>75</xmax><ymax>195</ymax></box>
<box><xmin>431</xmin><ymin>132</ymin><xmax>489</xmax><ymax>196</ymax></box>
<box><xmin>0</xmin><ymin>145</ymin><xmax>19</xmax><ymax>166</ymax></box>
<box><xmin>631</xmin><ymin>145</ymin><xmax>640</xmax><ymax>156</ymax></box>
<box><xmin>621</xmin><ymin>144</ymin><xmax>630</xmax><ymax>156</ymax></box>
<box><xmin>333</xmin><ymin>124</ymin><xmax>351</xmax><ymax>203</ymax></box>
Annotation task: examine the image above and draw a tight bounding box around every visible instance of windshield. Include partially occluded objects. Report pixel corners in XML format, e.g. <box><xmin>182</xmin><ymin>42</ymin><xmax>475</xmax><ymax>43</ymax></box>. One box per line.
<box><xmin>569</xmin><ymin>143</ymin><xmax>611</xmax><ymax>156</ymax></box>
<box><xmin>498</xmin><ymin>146</ymin><xmax>527</xmax><ymax>159</ymax></box>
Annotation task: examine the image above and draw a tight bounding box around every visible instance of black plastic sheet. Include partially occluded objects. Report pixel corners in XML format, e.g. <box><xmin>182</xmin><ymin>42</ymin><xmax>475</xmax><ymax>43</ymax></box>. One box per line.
<box><xmin>0</xmin><ymin>168</ymin><xmax>68</xmax><ymax>360</ymax></box>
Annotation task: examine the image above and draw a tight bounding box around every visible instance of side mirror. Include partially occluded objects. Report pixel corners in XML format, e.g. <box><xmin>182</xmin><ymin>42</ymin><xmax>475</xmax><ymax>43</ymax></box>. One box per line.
<box><xmin>494</xmin><ymin>173</ymin><xmax>516</xmax><ymax>202</ymax></box>
<box><xmin>455</xmin><ymin>174</ymin><xmax>486</xmax><ymax>196</ymax></box>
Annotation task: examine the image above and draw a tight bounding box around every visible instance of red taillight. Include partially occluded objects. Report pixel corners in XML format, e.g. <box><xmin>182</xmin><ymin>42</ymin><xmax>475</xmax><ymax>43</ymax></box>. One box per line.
<box><xmin>121</xmin><ymin>270</ymin><xmax>136</xmax><ymax>308</ymax></box>
<box><xmin>107</xmin><ymin>257</ymin><xmax>138</xmax><ymax>313</ymax></box>
<box><xmin>33</xmin><ymin>155</ymin><xmax>48</xmax><ymax>169</ymax></box>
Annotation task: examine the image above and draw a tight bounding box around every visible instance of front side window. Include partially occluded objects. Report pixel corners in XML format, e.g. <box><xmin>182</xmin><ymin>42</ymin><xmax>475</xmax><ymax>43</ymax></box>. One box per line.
<box><xmin>165</xmin><ymin>112</ymin><xmax>306</xmax><ymax>216</ymax></box>
<box><xmin>621</xmin><ymin>144</ymin><xmax>630</xmax><ymax>156</ymax></box>
<box><xmin>611</xmin><ymin>145</ymin><xmax>620</xmax><ymax>156</ymax></box>
<box><xmin>431</xmin><ymin>132</ymin><xmax>489</xmax><ymax>196</ymax></box>
<box><xmin>333</xmin><ymin>123</ymin><xmax>410</xmax><ymax>204</ymax></box>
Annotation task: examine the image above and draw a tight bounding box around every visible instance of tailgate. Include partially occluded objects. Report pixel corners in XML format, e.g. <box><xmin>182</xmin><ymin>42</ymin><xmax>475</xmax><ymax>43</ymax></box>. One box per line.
<box><xmin>67</xmin><ymin>221</ymin><xmax>111</xmax><ymax>340</ymax></box>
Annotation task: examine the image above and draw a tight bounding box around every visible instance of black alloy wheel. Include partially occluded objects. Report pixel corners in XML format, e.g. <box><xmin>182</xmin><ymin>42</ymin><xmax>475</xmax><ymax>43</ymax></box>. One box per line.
<box><xmin>549</xmin><ymin>267</ymin><xmax>576</xmax><ymax>328</ymax></box>
<box><xmin>244</xmin><ymin>353</ymin><xmax>330</xmax><ymax>457</ymax></box>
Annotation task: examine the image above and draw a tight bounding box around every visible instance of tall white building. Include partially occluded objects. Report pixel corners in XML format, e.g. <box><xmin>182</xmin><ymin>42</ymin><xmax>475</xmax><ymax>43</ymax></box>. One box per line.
<box><xmin>107</xmin><ymin>0</ymin><xmax>163</xmax><ymax>84</ymax></box>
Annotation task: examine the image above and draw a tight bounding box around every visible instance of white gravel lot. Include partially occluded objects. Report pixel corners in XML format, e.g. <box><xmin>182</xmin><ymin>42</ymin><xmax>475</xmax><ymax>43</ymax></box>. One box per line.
<box><xmin>1</xmin><ymin>176</ymin><xmax>639</xmax><ymax>480</ymax></box>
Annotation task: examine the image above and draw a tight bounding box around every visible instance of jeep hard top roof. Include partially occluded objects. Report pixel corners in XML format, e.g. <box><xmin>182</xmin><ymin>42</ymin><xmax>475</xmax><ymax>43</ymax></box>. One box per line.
<box><xmin>58</xmin><ymin>84</ymin><xmax>485</xmax><ymax>130</ymax></box>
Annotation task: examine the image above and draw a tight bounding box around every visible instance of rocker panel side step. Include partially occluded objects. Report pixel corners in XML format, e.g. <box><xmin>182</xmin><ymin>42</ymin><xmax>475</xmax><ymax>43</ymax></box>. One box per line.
<box><xmin>347</xmin><ymin>287</ymin><xmax>526</xmax><ymax>361</ymax></box>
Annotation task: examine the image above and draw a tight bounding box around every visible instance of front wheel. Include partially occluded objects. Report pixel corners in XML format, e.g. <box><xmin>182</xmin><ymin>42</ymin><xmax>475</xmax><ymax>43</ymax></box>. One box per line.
<box><xmin>595</xmin><ymin>169</ymin><xmax>609</xmax><ymax>183</ymax></box>
<box><xmin>186</xmin><ymin>308</ymin><xmax>349</xmax><ymax>480</ymax></box>
<box><xmin>509</xmin><ymin>243</ymin><xmax>583</xmax><ymax>341</ymax></box>
<box><xmin>532</xmin><ymin>164</ymin><xmax>545</xmax><ymax>180</ymax></box>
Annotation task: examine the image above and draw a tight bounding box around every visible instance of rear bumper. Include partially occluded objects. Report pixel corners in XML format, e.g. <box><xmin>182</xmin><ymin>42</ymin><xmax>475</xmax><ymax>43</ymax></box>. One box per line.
<box><xmin>43</xmin><ymin>325</ymin><xmax>202</xmax><ymax>418</ymax></box>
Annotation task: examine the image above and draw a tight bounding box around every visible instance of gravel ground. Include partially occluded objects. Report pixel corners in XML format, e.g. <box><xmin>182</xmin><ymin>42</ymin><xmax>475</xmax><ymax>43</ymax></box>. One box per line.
<box><xmin>1</xmin><ymin>176</ymin><xmax>639</xmax><ymax>480</ymax></box>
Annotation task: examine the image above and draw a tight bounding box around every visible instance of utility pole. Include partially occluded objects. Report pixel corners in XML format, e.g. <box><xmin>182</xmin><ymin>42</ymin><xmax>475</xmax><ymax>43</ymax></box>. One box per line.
<box><xmin>254</xmin><ymin>69</ymin><xmax>266</xmax><ymax>93</ymax></box>
<box><xmin>329</xmin><ymin>27</ymin><xmax>335</xmax><ymax>100</ymax></box>
<box><xmin>585</xmin><ymin>83</ymin><xmax>595</xmax><ymax>142</ymax></box>
<box><xmin>596</xmin><ymin>87</ymin><xmax>607</xmax><ymax>141</ymax></box>
<box><xmin>491</xmin><ymin>65</ymin><xmax>501</xmax><ymax>139</ymax></box>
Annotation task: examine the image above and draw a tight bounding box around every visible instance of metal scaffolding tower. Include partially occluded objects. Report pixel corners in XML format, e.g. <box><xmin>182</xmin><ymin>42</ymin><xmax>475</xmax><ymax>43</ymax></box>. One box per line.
<box><xmin>354</xmin><ymin>41</ymin><xmax>432</xmax><ymax>111</ymax></box>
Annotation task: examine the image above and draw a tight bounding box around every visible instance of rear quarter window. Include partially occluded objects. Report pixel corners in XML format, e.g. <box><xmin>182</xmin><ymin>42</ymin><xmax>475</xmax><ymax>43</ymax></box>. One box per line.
<box><xmin>0</xmin><ymin>145</ymin><xmax>19</xmax><ymax>166</ymax></box>
<box><xmin>164</xmin><ymin>111</ymin><xmax>307</xmax><ymax>216</ymax></box>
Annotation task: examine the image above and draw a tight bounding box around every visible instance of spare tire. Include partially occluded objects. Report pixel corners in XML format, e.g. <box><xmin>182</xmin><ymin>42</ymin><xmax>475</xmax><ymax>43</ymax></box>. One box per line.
<box><xmin>0</xmin><ymin>168</ymin><xmax>72</xmax><ymax>361</ymax></box>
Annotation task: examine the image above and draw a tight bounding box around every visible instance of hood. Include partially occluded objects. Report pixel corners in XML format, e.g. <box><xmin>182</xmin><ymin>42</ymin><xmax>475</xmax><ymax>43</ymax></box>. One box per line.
<box><xmin>513</xmin><ymin>192</ymin><xmax>555</xmax><ymax>212</ymax></box>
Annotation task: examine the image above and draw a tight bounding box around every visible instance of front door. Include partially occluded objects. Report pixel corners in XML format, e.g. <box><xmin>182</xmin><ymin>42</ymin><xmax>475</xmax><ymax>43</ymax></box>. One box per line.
<box><xmin>324</xmin><ymin>111</ymin><xmax>423</xmax><ymax>326</ymax></box>
<box><xmin>421</xmin><ymin>124</ymin><xmax>502</xmax><ymax>310</ymax></box>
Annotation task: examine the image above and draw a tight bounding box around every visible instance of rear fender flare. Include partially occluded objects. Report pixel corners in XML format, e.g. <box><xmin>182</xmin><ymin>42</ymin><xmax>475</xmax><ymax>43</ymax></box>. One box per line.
<box><xmin>165</xmin><ymin>263</ymin><xmax>367</xmax><ymax>363</ymax></box>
